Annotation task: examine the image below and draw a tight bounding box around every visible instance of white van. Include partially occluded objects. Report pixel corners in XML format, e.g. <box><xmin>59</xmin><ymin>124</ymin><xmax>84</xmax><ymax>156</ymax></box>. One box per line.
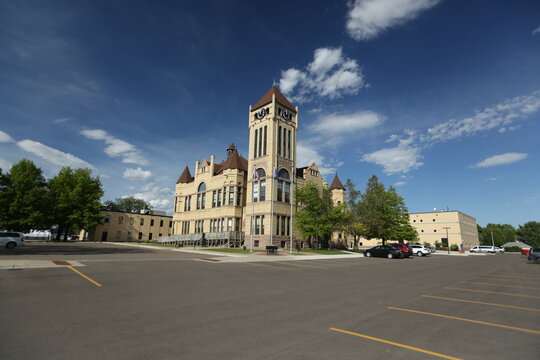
<box><xmin>0</xmin><ymin>232</ymin><xmax>26</xmax><ymax>249</ymax></box>
<box><xmin>470</xmin><ymin>246</ymin><xmax>496</xmax><ymax>253</ymax></box>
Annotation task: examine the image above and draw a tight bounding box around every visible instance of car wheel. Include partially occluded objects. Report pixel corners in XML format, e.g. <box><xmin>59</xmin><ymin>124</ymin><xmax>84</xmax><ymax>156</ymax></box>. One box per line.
<box><xmin>387</xmin><ymin>253</ymin><xmax>393</xmax><ymax>259</ymax></box>
<box><xmin>5</xmin><ymin>242</ymin><xmax>16</xmax><ymax>250</ymax></box>
<box><xmin>416</xmin><ymin>251</ymin><xmax>422</xmax><ymax>257</ymax></box>
<box><xmin>536</xmin><ymin>257</ymin><xmax>540</xmax><ymax>264</ymax></box>
<box><xmin>365</xmin><ymin>252</ymin><xmax>371</xmax><ymax>257</ymax></box>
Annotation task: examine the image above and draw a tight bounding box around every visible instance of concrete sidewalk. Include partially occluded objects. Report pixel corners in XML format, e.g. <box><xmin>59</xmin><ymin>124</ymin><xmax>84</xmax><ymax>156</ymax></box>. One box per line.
<box><xmin>106</xmin><ymin>242</ymin><xmax>364</xmax><ymax>263</ymax></box>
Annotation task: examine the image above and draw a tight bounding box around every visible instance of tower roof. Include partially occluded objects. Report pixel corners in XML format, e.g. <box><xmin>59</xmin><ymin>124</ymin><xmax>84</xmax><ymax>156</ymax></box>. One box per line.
<box><xmin>220</xmin><ymin>144</ymin><xmax>248</xmax><ymax>172</ymax></box>
<box><xmin>252</xmin><ymin>86</ymin><xmax>296</xmax><ymax>112</ymax></box>
<box><xmin>177</xmin><ymin>166</ymin><xmax>194</xmax><ymax>184</ymax></box>
<box><xmin>330</xmin><ymin>174</ymin><xmax>345</xmax><ymax>190</ymax></box>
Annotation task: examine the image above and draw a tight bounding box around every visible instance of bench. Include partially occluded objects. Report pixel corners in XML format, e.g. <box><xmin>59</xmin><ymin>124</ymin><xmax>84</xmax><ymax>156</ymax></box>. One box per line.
<box><xmin>266</xmin><ymin>245</ymin><xmax>278</xmax><ymax>255</ymax></box>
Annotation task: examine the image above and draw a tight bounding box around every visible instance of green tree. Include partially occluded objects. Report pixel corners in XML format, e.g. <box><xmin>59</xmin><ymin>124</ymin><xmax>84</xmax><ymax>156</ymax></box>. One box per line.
<box><xmin>344</xmin><ymin>179</ymin><xmax>364</xmax><ymax>250</ymax></box>
<box><xmin>49</xmin><ymin>167</ymin><xmax>103</xmax><ymax>241</ymax></box>
<box><xmin>0</xmin><ymin>159</ymin><xmax>48</xmax><ymax>231</ymax></box>
<box><xmin>516</xmin><ymin>221</ymin><xmax>540</xmax><ymax>247</ymax></box>
<box><xmin>479</xmin><ymin>223</ymin><xmax>516</xmax><ymax>247</ymax></box>
<box><xmin>391</xmin><ymin>222</ymin><xmax>419</xmax><ymax>243</ymax></box>
<box><xmin>357</xmin><ymin>175</ymin><xmax>411</xmax><ymax>245</ymax></box>
<box><xmin>102</xmin><ymin>196</ymin><xmax>152</xmax><ymax>213</ymax></box>
<box><xmin>295</xmin><ymin>182</ymin><xmax>348</xmax><ymax>249</ymax></box>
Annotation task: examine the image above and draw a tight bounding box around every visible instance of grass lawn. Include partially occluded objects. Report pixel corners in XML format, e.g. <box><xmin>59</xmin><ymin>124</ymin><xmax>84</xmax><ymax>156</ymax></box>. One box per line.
<box><xmin>297</xmin><ymin>249</ymin><xmax>348</xmax><ymax>255</ymax></box>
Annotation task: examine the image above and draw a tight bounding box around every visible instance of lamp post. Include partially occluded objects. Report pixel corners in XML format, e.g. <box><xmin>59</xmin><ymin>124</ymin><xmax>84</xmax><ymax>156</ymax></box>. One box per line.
<box><xmin>443</xmin><ymin>227</ymin><xmax>451</xmax><ymax>254</ymax></box>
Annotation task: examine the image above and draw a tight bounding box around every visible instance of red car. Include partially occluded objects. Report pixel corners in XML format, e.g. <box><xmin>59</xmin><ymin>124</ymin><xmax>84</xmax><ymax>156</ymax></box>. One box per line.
<box><xmin>389</xmin><ymin>243</ymin><xmax>413</xmax><ymax>258</ymax></box>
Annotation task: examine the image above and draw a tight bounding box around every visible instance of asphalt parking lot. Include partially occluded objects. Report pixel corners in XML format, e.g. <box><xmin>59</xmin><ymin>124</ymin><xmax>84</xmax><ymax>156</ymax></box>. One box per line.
<box><xmin>1</xmin><ymin>242</ymin><xmax>538</xmax><ymax>360</ymax></box>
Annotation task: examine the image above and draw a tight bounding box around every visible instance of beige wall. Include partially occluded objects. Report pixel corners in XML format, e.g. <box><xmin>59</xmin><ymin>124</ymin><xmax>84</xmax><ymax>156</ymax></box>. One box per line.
<box><xmin>409</xmin><ymin>211</ymin><xmax>479</xmax><ymax>249</ymax></box>
<box><xmin>87</xmin><ymin>211</ymin><xmax>173</xmax><ymax>242</ymax></box>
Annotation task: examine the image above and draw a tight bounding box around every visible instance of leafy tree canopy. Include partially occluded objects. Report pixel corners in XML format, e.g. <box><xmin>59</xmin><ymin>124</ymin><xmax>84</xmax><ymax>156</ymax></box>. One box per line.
<box><xmin>478</xmin><ymin>223</ymin><xmax>516</xmax><ymax>247</ymax></box>
<box><xmin>102</xmin><ymin>196</ymin><xmax>152</xmax><ymax>213</ymax></box>
<box><xmin>516</xmin><ymin>221</ymin><xmax>540</xmax><ymax>247</ymax></box>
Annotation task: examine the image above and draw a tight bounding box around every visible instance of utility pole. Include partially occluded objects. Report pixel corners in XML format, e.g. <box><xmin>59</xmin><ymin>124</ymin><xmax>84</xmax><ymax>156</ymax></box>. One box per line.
<box><xmin>443</xmin><ymin>227</ymin><xmax>451</xmax><ymax>254</ymax></box>
<box><xmin>490</xmin><ymin>229</ymin><xmax>495</xmax><ymax>249</ymax></box>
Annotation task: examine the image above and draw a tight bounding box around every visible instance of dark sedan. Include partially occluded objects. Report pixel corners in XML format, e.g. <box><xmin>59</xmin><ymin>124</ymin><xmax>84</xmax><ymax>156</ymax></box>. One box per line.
<box><xmin>364</xmin><ymin>245</ymin><xmax>404</xmax><ymax>259</ymax></box>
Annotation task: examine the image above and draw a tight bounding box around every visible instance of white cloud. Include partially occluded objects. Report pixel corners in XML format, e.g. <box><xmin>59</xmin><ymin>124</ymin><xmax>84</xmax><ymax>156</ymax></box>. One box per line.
<box><xmin>394</xmin><ymin>181</ymin><xmax>406</xmax><ymax>187</ymax></box>
<box><xmin>132</xmin><ymin>182</ymin><xmax>173</xmax><ymax>210</ymax></box>
<box><xmin>310</xmin><ymin>111</ymin><xmax>385</xmax><ymax>135</ymax></box>
<box><xmin>425</xmin><ymin>91</ymin><xmax>540</xmax><ymax>142</ymax></box>
<box><xmin>53</xmin><ymin>118</ymin><xmax>71</xmax><ymax>124</ymax></box>
<box><xmin>533</xmin><ymin>25</ymin><xmax>540</xmax><ymax>35</ymax></box>
<box><xmin>81</xmin><ymin>129</ymin><xmax>148</xmax><ymax>166</ymax></box>
<box><xmin>362</xmin><ymin>135</ymin><xmax>423</xmax><ymax>175</ymax></box>
<box><xmin>346</xmin><ymin>0</ymin><xmax>441</xmax><ymax>41</ymax></box>
<box><xmin>17</xmin><ymin>139</ymin><xmax>94</xmax><ymax>169</ymax></box>
<box><xmin>0</xmin><ymin>130</ymin><xmax>15</xmax><ymax>143</ymax></box>
<box><xmin>279</xmin><ymin>47</ymin><xmax>365</xmax><ymax>102</ymax></box>
<box><xmin>296</xmin><ymin>142</ymin><xmax>336</xmax><ymax>176</ymax></box>
<box><xmin>0</xmin><ymin>158</ymin><xmax>12</xmax><ymax>171</ymax></box>
<box><xmin>472</xmin><ymin>153</ymin><xmax>528</xmax><ymax>168</ymax></box>
<box><xmin>123</xmin><ymin>167</ymin><xmax>153</xmax><ymax>181</ymax></box>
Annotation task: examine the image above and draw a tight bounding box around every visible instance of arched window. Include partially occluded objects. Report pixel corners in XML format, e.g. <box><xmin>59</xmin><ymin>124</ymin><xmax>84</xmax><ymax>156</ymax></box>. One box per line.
<box><xmin>197</xmin><ymin>182</ymin><xmax>206</xmax><ymax>209</ymax></box>
<box><xmin>253</xmin><ymin>168</ymin><xmax>266</xmax><ymax>202</ymax></box>
<box><xmin>277</xmin><ymin>169</ymin><xmax>290</xmax><ymax>179</ymax></box>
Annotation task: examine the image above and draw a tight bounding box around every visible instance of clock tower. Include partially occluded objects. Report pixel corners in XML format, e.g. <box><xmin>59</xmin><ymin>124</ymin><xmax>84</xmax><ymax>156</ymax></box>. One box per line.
<box><xmin>244</xmin><ymin>86</ymin><xmax>298</xmax><ymax>248</ymax></box>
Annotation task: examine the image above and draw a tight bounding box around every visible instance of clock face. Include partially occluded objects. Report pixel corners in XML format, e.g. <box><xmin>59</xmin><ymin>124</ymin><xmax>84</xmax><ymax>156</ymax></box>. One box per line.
<box><xmin>278</xmin><ymin>107</ymin><xmax>292</xmax><ymax>120</ymax></box>
<box><xmin>255</xmin><ymin>108</ymin><xmax>266</xmax><ymax>120</ymax></box>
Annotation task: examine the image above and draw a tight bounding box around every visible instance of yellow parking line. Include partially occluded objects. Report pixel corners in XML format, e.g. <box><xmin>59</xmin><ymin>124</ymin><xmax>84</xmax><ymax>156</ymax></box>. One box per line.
<box><xmin>388</xmin><ymin>307</ymin><xmax>540</xmax><ymax>335</ymax></box>
<box><xmin>67</xmin><ymin>266</ymin><xmax>102</xmax><ymax>287</ymax></box>
<box><xmin>445</xmin><ymin>287</ymin><xmax>540</xmax><ymax>299</ymax></box>
<box><xmin>330</xmin><ymin>328</ymin><xmax>462</xmax><ymax>360</ymax></box>
<box><xmin>421</xmin><ymin>295</ymin><xmax>540</xmax><ymax>312</ymax></box>
<box><xmin>477</xmin><ymin>276</ymin><xmax>531</xmax><ymax>284</ymax></box>
<box><xmin>461</xmin><ymin>281</ymin><xmax>540</xmax><ymax>290</ymax></box>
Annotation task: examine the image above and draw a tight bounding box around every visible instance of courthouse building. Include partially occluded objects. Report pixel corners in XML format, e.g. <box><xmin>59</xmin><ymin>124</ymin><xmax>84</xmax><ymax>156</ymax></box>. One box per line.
<box><xmin>171</xmin><ymin>86</ymin><xmax>345</xmax><ymax>249</ymax></box>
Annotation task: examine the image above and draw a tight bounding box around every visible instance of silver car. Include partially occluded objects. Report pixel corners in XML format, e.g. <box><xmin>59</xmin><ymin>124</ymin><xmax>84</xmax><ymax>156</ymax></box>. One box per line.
<box><xmin>0</xmin><ymin>232</ymin><xmax>26</xmax><ymax>249</ymax></box>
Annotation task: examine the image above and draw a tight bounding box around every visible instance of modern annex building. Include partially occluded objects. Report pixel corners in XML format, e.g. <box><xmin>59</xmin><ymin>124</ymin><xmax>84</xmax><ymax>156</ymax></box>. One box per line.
<box><xmin>171</xmin><ymin>86</ymin><xmax>346</xmax><ymax>249</ymax></box>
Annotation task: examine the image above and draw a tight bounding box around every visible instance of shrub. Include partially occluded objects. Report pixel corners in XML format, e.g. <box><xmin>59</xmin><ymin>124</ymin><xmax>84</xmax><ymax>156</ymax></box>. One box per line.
<box><xmin>503</xmin><ymin>246</ymin><xmax>521</xmax><ymax>252</ymax></box>
<box><xmin>450</xmin><ymin>244</ymin><xmax>459</xmax><ymax>251</ymax></box>
<box><xmin>423</xmin><ymin>242</ymin><xmax>432</xmax><ymax>247</ymax></box>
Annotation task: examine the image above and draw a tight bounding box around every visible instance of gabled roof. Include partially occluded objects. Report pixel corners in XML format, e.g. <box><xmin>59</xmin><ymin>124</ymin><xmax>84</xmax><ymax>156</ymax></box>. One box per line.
<box><xmin>177</xmin><ymin>166</ymin><xmax>194</xmax><ymax>184</ymax></box>
<box><xmin>252</xmin><ymin>86</ymin><xmax>296</xmax><ymax>112</ymax></box>
<box><xmin>330</xmin><ymin>174</ymin><xmax>345</xmax><ymax>190</ymax></box>
<box><xmin>200</xmin><ymin>159</ymin><xmax>210</xmax><ymax>167</ymax></box>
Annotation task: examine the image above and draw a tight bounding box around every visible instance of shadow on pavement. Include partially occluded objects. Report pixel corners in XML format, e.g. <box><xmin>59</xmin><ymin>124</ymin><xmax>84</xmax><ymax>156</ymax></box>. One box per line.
<box><xmin>0</xmin><ymin>242</ymin><xmax>153</xmax><ymax>256</ymax></box>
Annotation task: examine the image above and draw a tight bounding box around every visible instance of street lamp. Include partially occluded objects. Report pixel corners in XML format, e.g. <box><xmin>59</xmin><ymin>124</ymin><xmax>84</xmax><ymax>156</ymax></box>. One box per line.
<box><xmin>443</xmin><ymin>227</ymin><xmax>451</xmax><ymax>254</ymax></box>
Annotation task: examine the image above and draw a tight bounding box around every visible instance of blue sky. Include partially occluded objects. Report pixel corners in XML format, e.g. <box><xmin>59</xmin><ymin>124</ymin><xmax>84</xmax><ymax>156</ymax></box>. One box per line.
<box><xmin>1</xmin><ymin>0</ymin><xmax>539</xmax><ymax>227</ymax></box>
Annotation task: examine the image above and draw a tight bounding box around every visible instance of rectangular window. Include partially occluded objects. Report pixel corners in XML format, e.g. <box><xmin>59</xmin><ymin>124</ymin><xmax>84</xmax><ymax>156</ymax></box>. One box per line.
<box><xmin>236</xmin><ymin>187</ymin><xmax>242</xmax><ymax>206</ymax></box>
<box><xmin>260</xmin><ymin>180</ymin><xmax>266</xmax><ymax>201</ymax></box>
<box><xmin>150</xmin><ymin>219</ymin><xmax>154</xmax><ymax>226</ymax></box>
<box><xmin>149</xmin><ymin>233</ymin><xmax>153</xmax><ymax>240</ymax></box>
<box><xmin>282</xmin><ymin>127</ymin><xmax>286</xmax><ymax>159</ymax></box>
<box><xmin>128</xmin><ymin>232</ymin><xmax>133</xmax><ymax>241</ymax></box>
<box><xmin>276</xmin><ymin>215</ymin><xmax>280</xmax><ymax>235</ymax></box>
<box><xmin>184</xmin><ymin>196</ymin><xmax>188</xmax><ymax>211</ymax></box>
<box><xmin>258</xmin><ymin>127</ymin><xmax>263</xmax><ymax>158</ymax></box>
<box><xmin>169</xmin><ymin>221</ymin><xmax>172</xmax><ymax>228</ymax></box>
<box><xmin>212</xmin><ymin>190</ymin><xmax>217</xmax><ymax>207</ymax></box>
<box><xmin>118</xmin><ymin>216</ymin><xmax>123</xmax><ymax>224</ymax></box>
<box><xmin>140</xmin><ymin>218</ymin><xmax>144</xmax><ymax>226</ymax></box>
<box><xmin>129</xmin><ymin>217</ymin><xmax>134</xmax><ymax>225</ymax></box>
<box><xmin>201</xmin><ymin>193</ymin><xmax>206</xmax><ymax>209</ymax></box>
<box><xmin>187</xmin><ymin>196</ymin><xmax>191</xmax><ymax>211</ymax></box>
<box><xmin>229</xmin><ymin>186</ymin><xmax>234</xmax><ymax>205</ymax></box>
<box><xmin>281</xmin><ymin>216</ymin><xmax>286</xmax><ymax>236</ymax></box>
<box><xmin>277</xmin><ymin>126</ymin><xmax>282</xmax><ymax>156</ymax></box>
<box><xmin>254</xmin><ymin>240</ymin><xmax>259</xmax><ymax>247</ymax></box>
<box><xmin>222</xmin><ymin>187</ymin><xmax>226</xmax><ymax>205</ymax></box>
<box><xmin>287</xmin><ymin>129</ymin><xmax>291</xmax><ymax>159</ymax></box>
<box><xmin>253</xmin><ymin>182</ymin><xmax>259</xmax><ymax>202</ymax></box>
<box><xmin>217</xmin><ymin>189</ymin><xmax>222</xmax><ymax>207</ymax></box>
<box><xmin>227</xmin><ymin>218</ymin><xmax>232</xmax><ymax>231</ymax></box>
<box><xmin>116</xmin><ymin>231</ymin><xmax>121</xmax><ymax>240</ymax></box>
<box><xmin>138</xmin><ymin>232</ymin><xmax>143</xmax><ymax>240</ymax></box>
<box><xmin>263</xmin><ymin>125</ymin><xmax>267</xmax><ymax>155</ymax></box>
<box><xmin>160</xmin><ymin>219</ymin><xmax>163</xmax><ymax>227</ymax></box>
<box><xmin>285</xmin><ymin>182</ymin><xmax>290</xmax><ymax>203</ymax></box>
<box><xmin>261</xmin><ymin>215</ymin><xmax>265</xmax><ymax>235</ymax></box>
<box><xmin>235</xmin><ymin>218</ymin><xmax>241</xmax><ymax>232</ymax></box>
<box><xmin>104</xmin><ymin>215</ymin><xmax>110</xmax><ymax>223</ymax></box>
<box><xmin>254</xmin><ymin>129</ymin><xmax>258</xmax><ymax>158</ymax></box>
<box><xmin>255</xmin><ymin>216</ymin><xmax>260</xmax><ymax>235</ymax></box>
<box><xmin>286</xmin><ymin>216</ymin><xmax>290</xmax><ymax>236</ymax></box>
<box><xmin>277</xmin><ymin>180</ymin><xmax>283</xmax><ymax>202</ymax></box>
<box><xmin>197</xmin><ymin>194</ymin><xmax>201</xmax><ymax>209</ymax></box>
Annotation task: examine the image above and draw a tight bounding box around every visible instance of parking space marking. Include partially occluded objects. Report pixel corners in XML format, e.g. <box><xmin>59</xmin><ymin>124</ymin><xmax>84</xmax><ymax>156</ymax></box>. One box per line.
<box><xmin>330</xmin><ymin>328</ymin><xmax>462</xmax><ymax>360</ymax></box>
<box><xmin>461</xmin><ymin>281</ymin><xmax>540</xmax><ymax>290</ymax></box>
<box><xmin>67</xmin><ymin>266</ymin><xmax>102</xmax><ymax>287</ymax></box>
<box><xmin>445</xmin><ymin>287</ymin><xmax>540</xmax><ymax>299</ymax></box>
<box><xmin>279</xmin><ymin>262</ymin><xmax>328</xmax><ymax>269</ymax></box>
<box><xmin>388</xmin><ymin>307</ymin><xmax>540</xmax><ymax>335</ymax></box>
<box><xmin>421</xmin><ymin>295</ymin><xmax>540</xmax><ymax>312</ymax></box>
<box><xmin>477</xmin><ymin>276</ymin><xmax>532</xmax><ymax>284</ymax></box>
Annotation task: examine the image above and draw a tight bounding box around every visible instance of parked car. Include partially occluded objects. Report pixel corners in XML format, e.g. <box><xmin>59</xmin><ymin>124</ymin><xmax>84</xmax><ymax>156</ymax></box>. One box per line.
<box><xmin>494</xmin><ymin>247</ymin><xmax>505</xmax><ymax>253</ymax></box>
<box><xmin>428</xmin><ymin>246</ymin><xmax>436</xmax><ymax>253</ymax></box>
<box><xmin>388</xmin><ymin>243</ymin><xmax>413</xmax><ymax>257</ymax></box>
<box><xmin>0</xmin><ymin>232</ymin><xmax>25</xmax><ymax>249</ymax></box>
<box><xmin>528</xmin><ymin>247</ymin><xmax>540</xmax><ymax>263</ymax></box>
<box><xmin>470</xmin><ymin>246</ymin><xmax>496</xmax><ymax>253</ymax></box>
<box><xmin>521</xmin><ymin>248</ymin><xmax>531</xmax><ymax>255</ymax></box>
<box><xmin>409</xmin><ymin>244</ymin><xmax>430</xmax><ymax>256</ymax></box>
<box><xmin>364</xmin><ymin>245</ymin><xmax>404</xmax><ymax>259</ymax></box>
